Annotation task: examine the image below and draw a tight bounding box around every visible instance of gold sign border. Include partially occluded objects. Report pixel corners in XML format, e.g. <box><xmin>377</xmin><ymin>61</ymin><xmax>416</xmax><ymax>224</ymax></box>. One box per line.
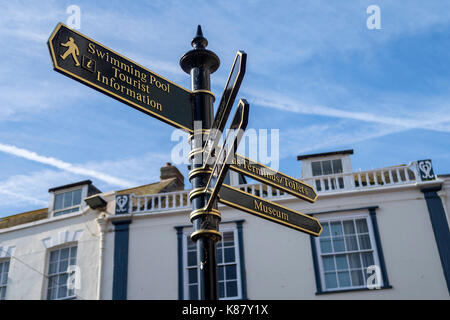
<box><xmin>48</xmin><ymin>22</ymin><xmax>194</xmax><ymax>133</ymax></box>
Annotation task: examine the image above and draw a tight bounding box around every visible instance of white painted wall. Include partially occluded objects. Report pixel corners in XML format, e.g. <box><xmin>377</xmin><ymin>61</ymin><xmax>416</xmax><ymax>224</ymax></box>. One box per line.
<box><xmin>126</xmin><ymin>213</ymin><xmax>181</xmax><ymax>299</ymax></box>
<box><xmin>235</xmin><ymin>185</ymin><xmax>448</xmax><ymax>299</ymax></box>
<box><xmin>0</xmin><ymin>210</ymin><xmax>101</xmax><ymax>300</ymax></box>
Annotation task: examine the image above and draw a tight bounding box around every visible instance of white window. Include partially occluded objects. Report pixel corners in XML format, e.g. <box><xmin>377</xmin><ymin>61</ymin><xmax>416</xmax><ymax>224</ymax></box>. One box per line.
<box><xmin>312</xmin><ymin>159</ymin><xmax>343</xmax><ymax>176</ymax></box>
<box><xmin>53</xmin><ymin>189</ymin><xmax>82</xmax><ymax>216</ymax></box>
<box><xmin>315</xmin><ymin>215</ymin><xmax>382</xmax><ymax>291</ymax></box>
<box><xmin>0</xmin><ymin>259</ymin><xmax>10</xmax><ymax>300</ymax></box>
<box><xmin>46</xmin><ymin>245</ymin><xmax>77</xmax><ymax>300</ymax></box>
<box><xmin>184</xmin><ymin>227</ymin><xmax>242</xmax><ymax>300</ymax></box>
<box><xmin>312</xmin><ymin>159</ymin><xmax>345</xmax><ymax>191</ymax></box>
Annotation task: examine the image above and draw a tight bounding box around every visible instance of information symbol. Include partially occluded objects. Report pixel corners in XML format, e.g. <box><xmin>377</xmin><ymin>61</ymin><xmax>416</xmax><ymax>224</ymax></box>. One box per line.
<box><xmin>82</xmin><ymin>55</ymin><xmax>96</xmax><ymax>73</ymax></box>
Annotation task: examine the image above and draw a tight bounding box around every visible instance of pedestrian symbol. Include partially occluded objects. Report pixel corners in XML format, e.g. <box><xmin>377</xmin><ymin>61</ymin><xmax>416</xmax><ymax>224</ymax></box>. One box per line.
<box><xmin>60</xmin><ymin>37</ymin><xmax>80</xmax><ymax>66</ymax></box>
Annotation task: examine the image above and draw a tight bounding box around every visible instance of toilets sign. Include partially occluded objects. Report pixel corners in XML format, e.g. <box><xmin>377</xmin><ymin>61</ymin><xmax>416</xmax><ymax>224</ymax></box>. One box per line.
<box><xmin>48</xmin><ymin>23</ymin><xmax>194</xmax><ymax>132</ymax></box>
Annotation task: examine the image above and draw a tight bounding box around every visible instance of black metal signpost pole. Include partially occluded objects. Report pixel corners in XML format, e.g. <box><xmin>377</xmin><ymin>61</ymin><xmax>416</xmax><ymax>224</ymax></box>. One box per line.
<box><xmin>180</xmin><ymin>26</ymin><xmax>221</xmax><ymax>300</ymax></box>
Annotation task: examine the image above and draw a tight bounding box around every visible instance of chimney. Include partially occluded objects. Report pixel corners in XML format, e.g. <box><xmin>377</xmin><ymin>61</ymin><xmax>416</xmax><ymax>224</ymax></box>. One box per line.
<box><xmin>160</xmin><ymin>163</ymin><xmax>184</xmax><ymax>190</ymax></box>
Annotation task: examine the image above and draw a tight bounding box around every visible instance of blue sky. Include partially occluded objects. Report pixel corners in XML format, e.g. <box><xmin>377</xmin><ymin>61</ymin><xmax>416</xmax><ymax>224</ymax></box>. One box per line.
<box><xmin>0</xmin><ymin>0</ymin><xmax>449</xmax><ymax>217</ymax></box>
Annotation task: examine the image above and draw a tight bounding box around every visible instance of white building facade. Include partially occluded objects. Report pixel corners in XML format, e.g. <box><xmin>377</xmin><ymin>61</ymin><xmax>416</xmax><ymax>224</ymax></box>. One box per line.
<box><xmin>0</xmin><ymin>150</ymin><xmax>449</xmax><ymax>300</ymax></box>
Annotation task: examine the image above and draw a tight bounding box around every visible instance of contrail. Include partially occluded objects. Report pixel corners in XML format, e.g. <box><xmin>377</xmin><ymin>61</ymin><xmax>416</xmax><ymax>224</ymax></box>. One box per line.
<box><xmin>0</xmin><ymin>142</ymin><xmax>135</xmax><ymax>188</ymax></box>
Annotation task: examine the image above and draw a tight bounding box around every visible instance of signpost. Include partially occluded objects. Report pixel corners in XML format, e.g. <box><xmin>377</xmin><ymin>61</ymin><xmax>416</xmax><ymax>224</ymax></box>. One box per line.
<box><xmin>203</xmin><ymin>100</ymin><xmax>249</xmax><ymax>212</ymax></box>
<box><xmin>48</xmin><ymin>23</ymin><xmax>194</xmax><ymax>132</ymax></box>
<box><xmin>48</xmin><ymin>23</ymin><xmax>322</xmax><ymax>301</ymax></box>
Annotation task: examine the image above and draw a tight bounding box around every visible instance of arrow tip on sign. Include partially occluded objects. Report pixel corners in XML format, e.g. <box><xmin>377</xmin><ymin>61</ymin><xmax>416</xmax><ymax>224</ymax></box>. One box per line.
<box><xmin>315</xmin><ymin>218</ymin><xmax>323</xmax><ymax>236</ymax></box>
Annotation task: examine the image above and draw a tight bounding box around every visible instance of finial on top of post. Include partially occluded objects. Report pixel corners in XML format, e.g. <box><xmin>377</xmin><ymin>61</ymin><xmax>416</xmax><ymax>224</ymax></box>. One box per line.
<box><xmin>180</xmin><ymin>25</ymin><xmax>219</xmax><ymax>74</ymax></box>
<box><xmin>191</xmin><ymin>25</ymin><xmax>208</xmax><ymax>49</ymax></box>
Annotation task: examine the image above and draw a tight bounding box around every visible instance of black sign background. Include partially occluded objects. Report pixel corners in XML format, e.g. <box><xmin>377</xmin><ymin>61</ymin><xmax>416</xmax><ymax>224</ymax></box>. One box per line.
<box><xmin>48</xmin><ymin>23</ymin><xmax>194</xmax><ymax>132</ymax></box>
<box><xmin>218</xmin><ymin>184</ymin><xmax>322</xmax><ymax>236</ymax></box>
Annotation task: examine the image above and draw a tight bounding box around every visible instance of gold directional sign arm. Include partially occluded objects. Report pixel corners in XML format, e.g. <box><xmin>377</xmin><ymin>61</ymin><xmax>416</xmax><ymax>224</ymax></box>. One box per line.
<box><xmin>48</xmin><ymin>23</ymin><xmax>194</xmax><ymax>132</ymax></box>
<box><xmin>218</xmin><ymin>184</ymin><xmax>322</xmax><ymax>236</ymax></box>
<box><xmin>203</xmin><ymin>51</ymin><xmax>247</xmax><ymax>168</ymax></box>
<box><xmin>230</xmin><ymin>153</ymin><xmax>318</xmax><ymax>203</ymax></box>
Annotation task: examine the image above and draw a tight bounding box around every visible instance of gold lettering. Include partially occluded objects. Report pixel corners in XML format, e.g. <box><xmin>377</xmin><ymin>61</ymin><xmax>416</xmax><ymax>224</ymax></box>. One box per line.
<box><xmin>110</xmin><ymin>56</ymin><xmax>120</xmax><ymax>68</ymax></box>
<box><xmin>120</xmin><ymin>61</ymin><xmax>131</xmax><ymax>74</ymax></box>
<box><xmin>149</xmin><ymin>75</ymin><xmax>170</xmax><ymax>93</ymax></box>
<box><xmin>88</xmin><ymin>43</ymin><xmax>95</xmax><ymax>54</ymax></box>
<box><xmin>254</xmin><ymin>200</ymin><xmax>263</xmax><ymax>212</ymax></box>
<box><xmin>95</xmin><ymin>70</ymin><xmax>162</xmax><ymax>112</ymax></box>
<box><xmin>126</xmin><ymin>87</ymin><xmax>136</xmax><ymax>99</ymax></box>
<box><xmin>102</xmin><ymin>74</ymin><xmax>110</xmax><ymax>85</ymax></box>
<box><xmin>253</xmin><ymin>200</ymin><xmax>288</xmax><ymax>221</ymax></box>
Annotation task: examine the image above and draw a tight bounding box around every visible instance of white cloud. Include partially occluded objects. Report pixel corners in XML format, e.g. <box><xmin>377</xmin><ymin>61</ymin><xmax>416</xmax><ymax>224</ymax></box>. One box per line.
<box><xmin>244</xmin><ymin>87</ymin><xmax>450</xmax><ymax>133</ymax></box>
<box><xmin>0</xmin><ymin>81</ymin><xmax>87</xmax><ymax>120</ymax></box>
<box><xmin>0</xmin><ymin>150</ymin><xmax>179</xmax><ymax>216</ymax></box>
<box><xmin>0</xmin><ymin>2</ymin><xmax>61</xmax><ymax>49</ymax></box>
<box><xmin>0</xmin><ymin>187</ymin><xmax>47</xmax><ymax>207</ymax></box>
<box><xmin>0</xmin><ymin>169</ymin><xmax>75</xmax><ymax>211</ymax></box>
<box><xmin>280</xmin><ymin>122</ymin><xmax>405</xmax><ymax>158</ymax></box>
<box><xmin>0</xmin><ymin>142</ymin><xmax>136</xmax><ymax>188</ymax></box>
<box><xmin>82</xmin><ymin>152</ymin><xmax>171</xmax><ymax>187</ymax></box>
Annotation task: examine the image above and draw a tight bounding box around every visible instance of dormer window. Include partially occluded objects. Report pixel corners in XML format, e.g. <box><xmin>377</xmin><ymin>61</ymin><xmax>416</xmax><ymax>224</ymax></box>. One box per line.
<box><xmin>49</xmin><ymin>180</ymin><xmax>101</xmax><ymax>218</ymax></box>
<box><xmin>298</xmin><ymin>150</ymin><xmax>354</xmax><ymax>192</ymax></box>
<box><xmin>312</xmin><ymin>159</ymin><xmax>343</xmax><ymax>177</ymax></box>
<box><xmin>53</xmin><ymin>189</ymin><xmax>82</xmax><ymax>216</ymax></box>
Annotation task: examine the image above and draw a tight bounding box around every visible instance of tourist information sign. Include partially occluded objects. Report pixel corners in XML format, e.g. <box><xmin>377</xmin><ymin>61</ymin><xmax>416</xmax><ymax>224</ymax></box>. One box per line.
<box><xmin>204</xmin><ymin>100</ymin><xmax>249</xmax><ymax>212</ymax></box>
<box><xmin>218</xmin><ymin>184</ymin><xmax>322</xmax><ymax>236</ymax></box>
<box><xmin>48</xmin><ymin>23</ymin><xmax>194</xmax><ymax>132</ymax></box>
<box><xmin>230</xmin><ymin>153</ymin><xmax>318</xmax><ymax>203</ymax></box>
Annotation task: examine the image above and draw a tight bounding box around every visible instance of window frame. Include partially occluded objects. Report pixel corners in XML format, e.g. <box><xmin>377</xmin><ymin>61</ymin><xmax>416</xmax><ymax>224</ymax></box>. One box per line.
<box><xmin>0</xmin><ymin>258</ymin><xmax>10</xmax><ymax>300</ymax></box>
<box><xmin>51</xmin><ymin>186</ymin><xmax>86</xmax><ymax>217</ymax></box>
<box><xmin>311</xmin><ymin>158</ymin><xmax>344</xmax><ymax>177</ymax></box>
<box><xmin>182</xmin><ymin>225</ymin><xmax>243</xmax><ymax>300</ymax></box>
<box><xmin>44</xmin><ymin>243</ymin><xmax>78</xmax><ymax>300</ymax></box>
<box><xmin>314</xmin><ymin>213</ymin><xmax>384</xmax><ymax>293</ymax></box>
